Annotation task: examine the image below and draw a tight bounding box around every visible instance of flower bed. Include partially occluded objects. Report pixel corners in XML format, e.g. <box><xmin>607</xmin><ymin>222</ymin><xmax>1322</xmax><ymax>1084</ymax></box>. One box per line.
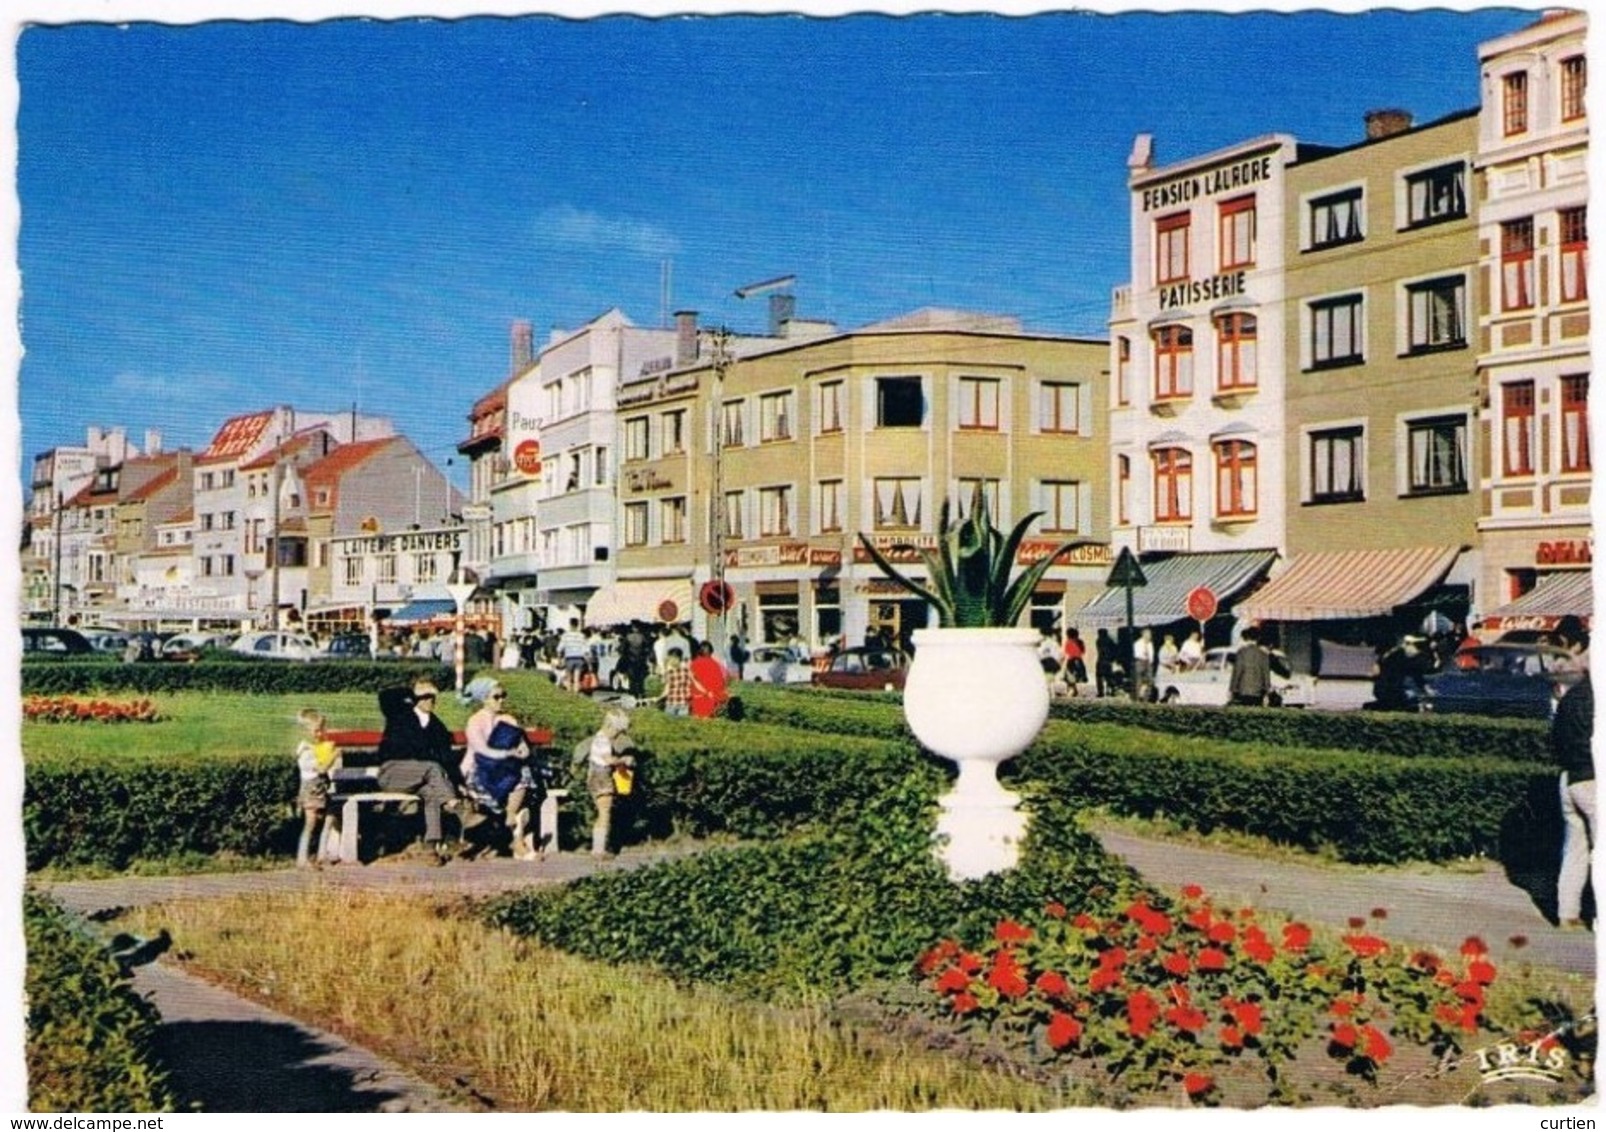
<box><xmin>24</xmin><ymin>696</ymin><xmax>162</xmax><ymax>724</ymax></box>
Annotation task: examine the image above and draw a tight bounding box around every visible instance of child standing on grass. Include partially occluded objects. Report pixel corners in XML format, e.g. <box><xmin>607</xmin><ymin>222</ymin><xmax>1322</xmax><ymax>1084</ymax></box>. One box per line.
<box><xmin>294</xmin><ymin>708</ymin><xmax>341</xmax><ymax>869</ymax></box>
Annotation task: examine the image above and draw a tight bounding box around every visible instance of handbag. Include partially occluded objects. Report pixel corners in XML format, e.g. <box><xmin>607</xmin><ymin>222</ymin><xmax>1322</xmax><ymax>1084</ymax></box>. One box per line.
<box><xmin>488</xmin><ymin>720</ymin><xmax>525</xmax><ymax>751</ymax></box>
<box><xmin>611</xmin><ymin>766</ymin><xmax>635</xmax><ymax>796</ymax></box>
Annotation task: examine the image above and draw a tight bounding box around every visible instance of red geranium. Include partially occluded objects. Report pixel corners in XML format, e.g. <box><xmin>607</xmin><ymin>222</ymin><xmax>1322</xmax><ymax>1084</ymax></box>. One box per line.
<box><xmin>1181</xmin><ymin>884</ymin><xmax>1204</xmax><ymax>899</ymax></box>
<box><xmin>1196</xmin><ymin>947</ymin><xmax>1228</xmax><ymax>971</ymax></box>
<box><xmin>1098</xmin><ymin>946</ymin><xmax>1128</xmax><ymax>970</ymax></box>
<box><xmin>1331</xmin><ymin>1022</ymin><xmax>1358</xmax><ymax>1050</ymax></box>
<box><xmin>952</xmin><ymin>992</ymin><xmax>980</xmax><ymax>1015</ymax></box>
<box><xmin>1162</xmin><ymin>951</ymin><xmax>1191</xmax><ymax>977</ymax></box>
<box><xmin>987</xmin><ymin>952</ymin><xmax>1029</xmax><ymax>998</ymax></box>
<box><xmin>1342</xmin><ymin>934</ymin><xmax>1389</xmax><ymax>959</ymax></box>
<box><xmin>1072</xmin><ymin>913</ymin><xmax>1099</xmax><ymax>931</ymax></box>
<box><xmin>1127</xmin><ymin>990</ymin><xmax>1160</xmax><ymax>1038</ymax></box>
<box><xmin>1281</xmin><ymin>922</ymin><xmax>1312</xmax><ymax>951</ymax></box>
<box><xmin>1467</xmin><ymin>959</ymin><xmax>1497</xmax><ymax>986</ymax></box>
<box><xmin>1242</xmin><ymin>934</ymin><xmax>1275</xmax><ymax>965</ymax></box>
<box><xmin>956</xmin><ymin>951</ymin><xmax>984</xmax><ymax>974</ymax></box>
<box><xmin>1183</xmin><ymin>1072</ymin><xmax>1215</xmax><ymax>1098</ymax></box>
<box><xmin>1044</xmin><ymin>901</ymin><xmax>1067</xmax><ymax>919</ymax></box>
<box><xmin>1231</xmin><ymin>1001</ymin><xmax>1263</xmax><ymax>1036</ymax></box>
<box><xmin>1165</xmin><ymin>1003</ymin><xmax>1208</xmax><ymax>1033</ymax></box>
<box><xmin>1046</xmin><ymin>1011</ymin><xmax>1083</xmax><ymax>1050</ymax></box>
<box><xmin>1220</xmin><ymin>1024</ymin><xmax>1244</xmax><ymax>1049</ymax></box>
<box><xmin>934</xmin><ymin>967</ymin><xmax>971</xmax><ymax>994</ymax></box>
<box><xmin>1034</xmin><ymin>970</ymin><xmax>1070</xmax><ymax>998</ymax></box>
<box><xmin>995</xmin><ymin>919</ymin><xmax>1033</xmax><ymax>944</ymax></box>
<box><xmin>1361</xmin><ymin>1025</ymin><xmax>1393</xmax><ymax>1063</ymax></box>
<box><xmin>1090</xmin><ymin>965</ymin><xmax>1123</xmax><ymax>993</ymax></box>
<box><xmin>1460</xmin><ymin>936</ymin><xmax>1488</xmax><ymax>957</ymax></box>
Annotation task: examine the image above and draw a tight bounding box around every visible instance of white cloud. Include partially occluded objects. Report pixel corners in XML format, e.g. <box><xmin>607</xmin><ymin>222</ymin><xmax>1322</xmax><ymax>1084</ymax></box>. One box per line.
<box><xmin>533</xmin><ymin>205</ymin><xmax>680</xmax><ymax>257</ymax></box>
<box><xmin>110</xmin><ymin>370</ymin><xmax>240</xmax><ymax>403</ymax></box>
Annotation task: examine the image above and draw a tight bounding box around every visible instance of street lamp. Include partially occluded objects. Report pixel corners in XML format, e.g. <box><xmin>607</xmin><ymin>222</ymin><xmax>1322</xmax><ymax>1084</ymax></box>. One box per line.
<box><xmin>446</xmin><ymin>558</ymin><xmax>477</xmax><ymax>694</ymax></box>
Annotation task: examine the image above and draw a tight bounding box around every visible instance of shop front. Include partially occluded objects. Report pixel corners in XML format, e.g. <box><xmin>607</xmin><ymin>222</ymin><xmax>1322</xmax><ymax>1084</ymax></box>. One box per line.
<box><xmin>1076</xmin><ymin>549</ymin><xmax>1278</xmax><ymax>649</ymax></box>
<box><xmin>1475</xmin><ymin>533</ymin><xmax>1592</xmax><ymax>641</ymax></box>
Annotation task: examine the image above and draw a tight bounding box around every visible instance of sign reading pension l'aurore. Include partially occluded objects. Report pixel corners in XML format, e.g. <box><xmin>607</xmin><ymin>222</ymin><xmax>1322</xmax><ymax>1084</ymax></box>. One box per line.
<box><xmin>1139</xmin><ymin>153</ymin><xmax>1274</xmax><ymax>212</ymax></box>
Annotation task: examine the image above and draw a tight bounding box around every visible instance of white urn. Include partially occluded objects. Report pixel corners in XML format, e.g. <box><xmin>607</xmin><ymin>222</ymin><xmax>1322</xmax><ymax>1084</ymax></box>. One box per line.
<box><xmin>903</xmin><ymin>626</ymin><xmax>1050</xmax><ymax>880</ymax></box>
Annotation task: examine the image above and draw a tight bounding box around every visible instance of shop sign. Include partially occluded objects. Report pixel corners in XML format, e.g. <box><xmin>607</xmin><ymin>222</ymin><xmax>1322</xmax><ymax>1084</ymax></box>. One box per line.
<box><xmin>513</xmin><ymin>439</ymin><xmax>542</xmax><ymax>476</ymax></box>
<box><xmin>335</xmin><ymin>529</ymin><xmax>462</xmax><ymax>556</ymax></box>
<box><xmin>1536</xmin><ymin>540</ymin><xmax>1592</xmax><ymax>566</ymax></box>
<box><xmin>809</xmin><ymin>548</ymin><xmax>843</xmax><ymax>567</ymax></box>
<box><xmin>624</xmin><ymin>469</ymin><xmax>674</xmax><ymax>494</ymax></box>
<box><xmin>725</xmin><ymin>542</ymin><xmax>833</xmax><ymax>569</ymax></box>
<box><xmin>1157</xmin><ymin>270</ymin><xmax>1247</xmax><ymax>311</ymax></box>
<box><xmin>1480</xmin><ymin>614</ymin><xmax>1563</xmax><ymax>633</ymax></box>
<box><xmin>1140</xmin><ymin>154</ymin><xmax>1273</xmax><ymax>213</ymax></box>
<box><xmin>856</xmin><ymin>578</ymin><xmax>916</xmax><ymax>596</ymax></box>
<box><xmin>1016</xmin><ymin>539</ymin><xmax>1112</xmax><ymax>567</ymax></box>
<box><xmin>1138</xmin><ymin>526</ymin><xmax>1192</xmax><ymax>554</ymax></box>
<box><xmin>853</xmin><ymin>533</ymin><xmax>938</xmax><ymax>563</ymax></box>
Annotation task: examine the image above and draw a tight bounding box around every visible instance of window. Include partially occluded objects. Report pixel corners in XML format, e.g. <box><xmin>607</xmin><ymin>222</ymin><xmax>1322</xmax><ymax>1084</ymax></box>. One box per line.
<box><xmin>1216</xmin><ymin>313</ymin><xmax>1257</xmax><ymax>391</ymax></box>
<box><xmin>876</xmin><ymin>377</ymin><xmax>924</xmax><ymax>427</ymax></box>
<box><xmin>624</xmin><ymin>417</ymin><xmax>650</xmax><ymax>461</ymax></box>
<box><xmin>721</xmin><ymin>400</ymin><xmax>746</xmax><ymax>447</ymax></box>
<box><xmin>623</xmin><ymin>502</ymin><xmax>649</xmax><ymax>546</ymax></box>
<box><xmin>1040</xmin><ymin>480</ymin><xmax>1082</xmax><ymax>532</ymax></box>
<box><xmin>758</xmin><ymin>486</ymin><xmax>792</xmax><ymax>537</ymax></box>
<box><xmin>1219</xmin><ymin>195</ymin><xmax>1256</xmax><ymax>269</ymax></box>
<box><xmin>415</xmin><ymin>553</ymin><xmax>438</xmax><ymax>583</ymax></box>
<box><xmin>1117</xmin><ymin>455</ymin><xmax>1131</xmax><ymax>525</ymax></box>
<box><xmin>873</xmin><ymin>478</ymin><xmax>922</xmax><ymax>529</ymax></box>
<box><xmin>1503</xmin><ymin>71</ymin><xmax>1528</xmax><ymax>136</ymax></box>
<box><xmin>1039</xmin><ymin>381</ymin><xmax>1081</xmax><ymax>433</ymax></box>
<box><xmin>662</xmin><ymin>410</ymin><xmax>687</xmax><ymax>454</ymax></box>
<box><xmin>1405</xmin><ymin>163</ymin><xmax>1467</xmax><ymax>226</ymax></box>
<box><xmin>200</xmin><ymin>472</ymin><xmax>215</xmax><ymax>491</ymax></box>
<box><xmin>1501</xmin><ymin>219</ymin><xmax>1535</xmax><ymax>311</ymax></box>
<box><xmin>718</xmin><ymin>491</ymin><xmax>743</xmax><ymax>540</ymax></box>
<box><xmin>958</xmin><ymin>377</ymin><xmax>1001</xmax><ymax>430</ymax></box>
<box><xmin>818</xmin><ymin>381</ymin><xmax>843</xmax><ymax>433</ymax></box>
<box><xmin>1116</xmin><ymin>337</ymin><xmax>1131</xmax><ymax>406</ymax></box>
<box><xmin>221</xmin><ymin>470</ymin><xmax>235</xmax><ymax>488</ymax></box>
<box><xmin>594</xmin><ymin>446</ymin><xmax>610</xmax><ymax>487</ymax></box>
<box><xmin>1155</xmin><ymin>212</ymin><xmax>1190</xmax><ymax>284</ymax></box>
<box><xmin>1214</xmin><ymin>440</ymin><xmax>1257</xmax><ymax>518</ymax></box>
<box><xmin>817</xmin><ymin>479</ymin><xmax>844</xmax><ymax>533</ymax></box>
<box><xmin>1310</xmin><ymin>295</ymin><xmax>1364</xmax><ymax>368</ymax></box>
<box><xmin>343</xmin><ymin>557</ymin><xmax>362</xmax><ymax>586</ymax></box>
<box><xmin>376</xmin><ymin>554</ymin><xmax>396</xmax><ymax>584</ymax></box>
<box><xmin>1152</xmin><ymin>447</ymin><xmax>1193</xmax><ymax>522</ymax></box>
<box><xmin>1406</xmin><ymin>276</ymin><xmax>1467</xmax><ymax>352</ymax></box>
<box><xmin>1502</xmin><ymin>382</ymin><xmax>1536</xmax><ymax>476</ymax></box>
<box><xmin>1561</xmin><ymin>375</ymin><xmax>1591</xmax><ymax>473</ymax></box>
<box><xmin>565</xmin><ymin>452</ymin><xmax>582</xmax><ymax>493</ymax></box>
<box><xmin>1310</xmin><ymin>427</ymin><xmax>1364</xmax><ymax>503</ymax></box>
<box><xmin>1309</xmin><ymin>187</ymin><xmax>1364</xmax><ymax>249</ymax></box>
<box><xmin>1407</xmin><ymin>416</ymin><xmax>1468</xmax><ymax>494</ymax></box>
<box><xmin>661</xmin><ymin>496</ymin><xmax>688</xmax><ymax>543</ymax></box>
<box><xmin>1561</xmin><ymin>207</ymin><xmax>1588</xmax><ymax>303</ymax></box>
<box><xmin>1153</xmin><ymin>325</ymin><xmax>1194</xmax><ymax>399</ymax></box>
<box><xmin>1562</xmin><ymin>56</ymin><xmax>1587</xmax><ymax>122</ymax></box>
<box><xmin>759</xmin><ymin>392</ymin><xmax>793</xmax><ymax>442</ymax></box>
<box><xmin>199</xmin><ymin>512</ymin><xmax>214</xmax><ymax>532</ymax></box>
<box><xmin>957</xmin><ymin>477</ymin><xmax>1001</xmax><ymax>521</ymax></box>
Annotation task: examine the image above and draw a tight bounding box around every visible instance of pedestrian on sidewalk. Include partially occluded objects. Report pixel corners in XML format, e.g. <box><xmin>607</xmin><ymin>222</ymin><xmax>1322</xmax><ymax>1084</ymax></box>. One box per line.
<box><xmin>1552</xmin><ymin>645</ymin><xmax>1594</xmax><ymax>930</ymax></box>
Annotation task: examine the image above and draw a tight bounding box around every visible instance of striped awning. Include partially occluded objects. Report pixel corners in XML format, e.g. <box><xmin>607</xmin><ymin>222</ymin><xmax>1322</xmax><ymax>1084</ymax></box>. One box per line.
<box><xmin>1479</xmin><ymin>571</ymin><xmax>1593</xmax><ymax>631</ymax></box>
<box><xmin>1076</xmin><ymin>549</ymin><xmax>1277</xmax><ymax>629</ymax></box>
<box><xmin>1235</xmin><ymin>545</ymin><xmax>1462</xmax><ymax>622</ymax></box>
<box><xmin>385</xmin><ymin>598</ymin><xmax>458</xmax><ymax>625</ymax></box>
<box><xmin>585</xmin><ymin>577</ymin><xmax>695</xmax><ymax>627</ymax></box>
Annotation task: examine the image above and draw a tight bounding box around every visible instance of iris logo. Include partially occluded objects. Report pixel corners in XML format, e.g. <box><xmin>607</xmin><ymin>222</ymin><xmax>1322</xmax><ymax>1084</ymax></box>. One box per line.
<box><xmin>1474</xmin><ymin>1038</ymin><xmax>1568</xmax><ymax>1084</ymax></box>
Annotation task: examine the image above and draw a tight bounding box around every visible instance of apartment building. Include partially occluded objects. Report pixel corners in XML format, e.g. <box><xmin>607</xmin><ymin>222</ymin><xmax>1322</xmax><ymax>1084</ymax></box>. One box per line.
<box><xmin>610</xmin><ymin>310</ymin><xmax>1110</xmax><ymax>649</ymax></box>
<box><xmin>113</xmin><ymin>450</ymin><xmax>195</xmax><ymax>614</ymax></box>
<box><xmin>1472</xmin><ymin>9</ymin><xmax>1592</xmax><ymax>636</ymax></box>
<box><xmin>1236</xmin><ymin>109</ymin><xmax>1485</xmax><ymax>667</ymax></box>
<box><xmin>458</xmin><ymin>320</ymin><xmax>531</xmax><ymax>602</ymax></box>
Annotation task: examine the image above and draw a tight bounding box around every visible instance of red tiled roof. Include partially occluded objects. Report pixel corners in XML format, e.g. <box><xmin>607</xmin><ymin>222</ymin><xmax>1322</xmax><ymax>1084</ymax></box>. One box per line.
<box><xmin>239</xmin><ymin>429</ymin><xmax>330</xmax><ymax>471</ymax></box>
<box><xmin>199</xmin><ymin>410</ymin><xmax>275</xmax><ymax>463</ymax></box>
<box><xmin>123</xmin><ymin>465</ymin><xmax>180</xmax><ymax>504</ymax></box>
<box><xmin>305</xmin><ymin>437</ymin><xmax>397</xmax><ymax>489</ymax></box>
<box><xmin>165</xmin><ymin>507</ymin><xmax>194</xmax><ymax>525</ymax></box>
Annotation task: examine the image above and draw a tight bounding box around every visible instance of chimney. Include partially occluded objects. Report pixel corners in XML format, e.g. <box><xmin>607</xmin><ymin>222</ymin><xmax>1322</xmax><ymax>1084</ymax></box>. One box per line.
<box><xmin>1365</xmin><ymin>109</ymin><xmax>1413</xmax><ymax>140</ymax></box>
<box><xmin>674</xmin><ymin>310</ymin><xmax>699</xmax><ymax>366</ymax></box>
<box><xmin>769</xmin><ymin>293</ymin><xmax>796</xmax><ymax>337</ymax></box>
<box><xmin>144</xmin><ymin>429</ymin><xmax>162</xmax><ymax>455</ymax></box>
<box><xmin>510</xmin><ymin>319</ymin><xmax>534</xmax><ymax>375</ymax></box>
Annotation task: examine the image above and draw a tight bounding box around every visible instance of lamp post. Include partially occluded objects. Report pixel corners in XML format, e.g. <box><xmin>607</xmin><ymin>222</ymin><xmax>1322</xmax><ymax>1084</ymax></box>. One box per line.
<box><xmin>447</xmin><ymin>559</ymin><xmax>477</xmax><ymax>694</ymax></box>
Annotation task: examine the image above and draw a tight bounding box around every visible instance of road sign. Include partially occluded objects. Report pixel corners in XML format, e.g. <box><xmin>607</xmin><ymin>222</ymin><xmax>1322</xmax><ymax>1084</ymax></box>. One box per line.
<box><xmin>1185</xmin><ymin>585</ymin><xmax>1219</xmax><ymax>624</ymax></box>
<box><xmin>1106</xmin><ymin>547</ymin><xmax>1148</xmax><ymax>589</ymax></box>
<box><xmin>657</xmin><ymin>599</ymin><xmax>681</xmax><ymax>623</ymax></box>
<box><xmin>513</xmin><ymin>439</ymin><xmax>543</xmax><ymax>476</ymax></box>
<box><xmin>699</xmin><ymin>579</ymin><xmax>736</xmax><ymax>615</ymax></box>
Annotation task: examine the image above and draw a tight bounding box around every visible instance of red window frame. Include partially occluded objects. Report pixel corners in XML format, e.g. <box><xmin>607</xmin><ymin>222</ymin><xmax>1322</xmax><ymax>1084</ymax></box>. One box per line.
<box><xmin>1215</xmin><ymin>312</ymin><xmax>1257</xmax><ymax>392</ymax></box>
<box><xmin>1560</xmin><ymin>207</ymin><xmax>1588</xmax><ymax>303</ymax></box>
<box><xmin>1218</xmin><ymin>195</ymin><xmax>1256</xmax><ymax>270</ymax></box>
<box><xmin>1561</xmin><ymin>56</ymin><xmax>1586</xmax><ymax>123</ymax></box>
<box><xmin>1503</xmin><ymin>71</ymin><xmax>1529</xmax><ymax>136</ymax></box>
<box><xmin>1155</xmin><ymin>212</ymin><xmax>1190</xmax><ymax>285</ymax></box>
<box><xmin>1152</xmin><ymin>447</ymin><xmax>1192</xmax><ymax>523</ymax></box>
<box><xmin>1561</xmin><ymin>375</ymin><xmax>1591</xmax><ymax>473</ymax></box>
<box><xmin>1153</xmin><ymin>325</ymin><xmax>1194</xmax><ymax>400</ymax></box>
<box><xmin>1116</xmin><ymin>455</ymin><xmax>1131</xmax><ymax>525</ymax></box>
<box><xmin>1502</xmin><ymin>381</ymin><xmax>1536</xmax><ymax>477</ymax></box>
<box><xmin>1214</xmin><ymin>440</ymin><xmax>1257</xmax><ymax>518</ymax></box>
<box><xmin>1116</xmin><ymin>337</ymin><xmax>1131</xmax><ymax>406</ymax></box>
<box><xmin>1501</xmin><ymin>219</ymin><xmax>1535</xmax><ymax>312</ymax></box>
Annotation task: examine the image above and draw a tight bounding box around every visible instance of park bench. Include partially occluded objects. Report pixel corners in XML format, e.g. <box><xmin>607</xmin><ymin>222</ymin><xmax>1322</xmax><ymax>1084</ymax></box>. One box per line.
<box><xmin>321</xmin><ymin>727</ymin><xmax>565</xmax><ymax>864</ymax></box>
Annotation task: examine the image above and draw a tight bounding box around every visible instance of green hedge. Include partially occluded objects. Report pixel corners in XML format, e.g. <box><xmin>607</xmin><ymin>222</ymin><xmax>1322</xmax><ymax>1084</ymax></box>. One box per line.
<box><xmin>24</xmin><ymin>891</ymin><xmax>181</xmax><ymax>1112</ymax></box>
<box><xmin>21</xmin><ymin>660</ymin><xmax>453</xmax><ymax>696</ymax></box>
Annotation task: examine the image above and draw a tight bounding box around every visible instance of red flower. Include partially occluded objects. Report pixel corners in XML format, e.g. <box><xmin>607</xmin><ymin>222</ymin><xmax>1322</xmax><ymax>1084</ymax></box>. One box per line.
<box><xmin>987</xmin><ymin>953</ymin><xmax>1029</xmax><ymax>998</ymax></box>
<box><xmin>1196</xmin><ymin>947</ymin><xmax>1228</xmax><ymax>971</ymax></box>
<box><xmin>1231</xmin><ymin>1001</ymin><xmax>1263</xmax><ymax>1036</ymax></box>
<box><xmin>952</xmin><ymin>992</ymin><xmax>980</xmax><ymax>1015</ymax></box>
<box><xmin>1165</xmin><ymin>1004</ymin><xmax>1208</xmax><ymax>1033</ymax></box>
<box><xmin>1361</xmin><ymin>1025</ymin><xmax>1393</xmax><ymax>1063</ymax></box>
<box><xmin>1206</xmin><ymin>921</ymin><xmax>1236</xmax><ymax>944</ymax></box>
<box><xmin>1347</xmin><ymin>916</ymin><xmax>1367</xmax><ymax>929</ymax></box>
<box><xmin>1135</xmin><ymin>933</ymin><xmax>1159</xmax><ymax>954</ymax></box>
<box><xmin>1089</xmin><ymin>965</ymin><xmax>1123</xmax><ymax>993</ymax></box>
<box><xmin>995</xmin><ymin>919</ymin><xmax>1033</xmax><ymax>944</ymax></box>
<box><xmin>1435</xmin><ymin>1004</ymin><xmax>1461</xmax><ymax>1027</ymax></box>
<box><xmin>1457</xmin><ymin>1003</ymin><xmax>1482</xmax><ymax>1033</ymax></box>
<box><xmin>918</xmin><ymin>942</ymin><xmax>957</xmax><ymax>974</ymax></box>
<box><xmin>1460</xmin><ymin>936</ymin><xmax>1488</xmax><ymax>957</ymax></box>
<box><xmin>1186</xmin><ymin>908</ymin><xmax>1214</xmax><ymax>931</ymax></box>
<box><xmin>1182</xmin><ymin>1072</ymin><xmax>1215</xmax><ymax>1098</ymax></box>
<box><xmin>1370</xmin><ymin>907</ymin><xmax>1389</xmax><ymax>920</ymax></box>
<box><xmin>1408</xmin><ymin>950</ymin><xmax>1441</xmax><ymax>973</ymax></box>
<box><xmin>1331</xmin><ymin>1022</ymin><xmax>1358</xmax><ymax>1049</ymax></box>
<box><xmin>1220</xmin><ymin>1024</ymin><xmax>1244</xmax><ymax>1049</ymax></box>
<box><xmin>1281</xmin><ymin>922</ymin><xmax>1312</xmax><ymax>952</ymax></box>
<box><xmin>1044</xmin><ymin>901</ymin><xmax>1067</xmax><ymax>919</ymax></box>
<box><xmin>1162</xmin><ymin>951</ymin><xmax>1191</xmax><ymax>977</ymax></box>
<box><xmin>1243</xmin><ymin>935</ymin><xmax>1275</xmax><ymax>964</ymax></box>
<box><xmin>1046</xmin><ymin>1011</ymin><xmax>1082</xmax><ymax>1050</ymax></box>
<box><xmin>1330</xmin><ymin>998</ymin><xmax>1354</xmax><ymax>1018</ymax></box>
<box><xmin>935</xmin><ymin>967</ymin><xmax>972</xmax><ymax>994</ymax></box>
<box><xmin>1181</xmin><ymin>884</ymin><xmax>1204</xmax><ymax>899</ymax></box>
<box><xmin>1454</xmin><ymin>981</ymin><xmax>1485</xmax><ymax>1008</ymax></box>
<box><xmin>1434</xmin><ymin>969</ymin><xmax>1456</xmax><ymax>987</ymax></box>
<box><xmin>1072</xmin><ymin>913</ymin><xmax>1099</xmax><ymax>931</ymax></box>
<box><xmin>1034</xmin><ymin>970</ymin><xmax>1070</xmax><ymax>998</ymax></box>
<box><xmin>1098</xmin><ymin>946</ymin><xmax>1128</xmax><ymax>970</ymax></box>
<box><xmin>1342</xmin><ymin>934</ymin><xmax>1388</xmax><ymax>960</ymax></box>
<box><xmin>1467</xmin><ymin>959</ymin><xmax>1497</xmax><ymax>986</ymax></box>
<box><xmin>1126</xmin><ymin>990</ymin><xmax>1160</xmax><ymax>1038</ymax></box>
<box><xmin>956</xmin><ymin>951</ymin><xmax>984</xmax><ymax>974</ymax></box>
<box><xmin>1126</xmin><ymin>900</ymin><xmax>1173</xmax><ymax>937</ymax></box>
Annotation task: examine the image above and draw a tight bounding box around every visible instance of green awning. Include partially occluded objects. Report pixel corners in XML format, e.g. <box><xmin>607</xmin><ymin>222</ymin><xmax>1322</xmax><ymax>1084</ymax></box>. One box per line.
<box><xmin>1076</xmin><ymin>549</ymin><xmax>1277</xmax><ymax>629</ymax></box>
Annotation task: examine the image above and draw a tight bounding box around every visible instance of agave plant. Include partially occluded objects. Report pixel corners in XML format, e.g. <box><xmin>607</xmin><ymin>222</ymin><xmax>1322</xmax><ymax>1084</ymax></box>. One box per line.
<box><xmin>858</xmin><ymin>484</ymin><xmax>1103</xmax><ymax>628</ymax></box>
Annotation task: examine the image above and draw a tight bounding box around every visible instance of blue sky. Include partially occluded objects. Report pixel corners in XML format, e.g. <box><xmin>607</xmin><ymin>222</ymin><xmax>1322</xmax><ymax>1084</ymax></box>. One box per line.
<box><xmin>16</xmin><ymin>9</ymin><xmax>1534</xmax><ymax>482</ymax></box>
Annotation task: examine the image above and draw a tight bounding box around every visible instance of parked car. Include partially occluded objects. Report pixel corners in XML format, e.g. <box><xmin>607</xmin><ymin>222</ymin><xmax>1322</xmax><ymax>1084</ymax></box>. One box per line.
<box><xmin>746</xmin><ymin>643</ymin><xmax>815</xmax><ymax>684</ymax></box>
<box><xmin>22</xmin><ymin>627</ymin><xmax>95</xmax><ymax>656</ymax></box>
<box><xmin>161</xmin><ymin>632</ymin><xmax>235</xmax><ymax>661</ymax></box>
<box><xmin>1154</xmin><ymin>647</ymin><xmax>1314</xmax><ymax>707</ymax></box>
<box><xmin>78</xmin><ymin>628</ymin><xmax>132</xmax><ymax>654</ymax></box>
<box><xmin>1417</xmin><ymin>643</ymin><xmax>1584</xmax><ymax>720</ymax></box>
<box><xmin>812</xmin><ymin>646</ymin><xmax>909</xmax><ymax>691</ymax></box>
<box><xmin>230</xmin><ymin>630</ymin><xmax>321</xmax><ymax>661</ymax></box>
<box><xmin>321</xmin><ymin>632</ymin><xmax>374</xmax><ymax>661</ymax></box>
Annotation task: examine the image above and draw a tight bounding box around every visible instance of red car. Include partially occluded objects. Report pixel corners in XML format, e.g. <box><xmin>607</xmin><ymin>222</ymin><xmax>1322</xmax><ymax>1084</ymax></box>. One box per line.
<box><xmin>812</xmin><ymin>646</ymin><xmax>909</xmax><ymax>691</ymax></box>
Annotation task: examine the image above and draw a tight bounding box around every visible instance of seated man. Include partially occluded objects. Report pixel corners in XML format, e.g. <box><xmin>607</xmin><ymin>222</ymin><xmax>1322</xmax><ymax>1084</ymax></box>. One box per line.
<box><xmin>376</xmin><ymin>679</ymin><xmax>467</xmax><ymax>866</ymax></box>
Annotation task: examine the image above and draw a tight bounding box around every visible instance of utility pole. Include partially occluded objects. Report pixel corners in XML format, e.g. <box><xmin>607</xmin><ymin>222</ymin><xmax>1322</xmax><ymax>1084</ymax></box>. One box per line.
<box><xmin>708</xmin><ymin>327</ymin><xmax>732</xmax><ymax>655</ymax></box>
<box><xmin>51</xmin><ymin>490</ymin><xmax>63</xmax><ymax>624</ymax></box>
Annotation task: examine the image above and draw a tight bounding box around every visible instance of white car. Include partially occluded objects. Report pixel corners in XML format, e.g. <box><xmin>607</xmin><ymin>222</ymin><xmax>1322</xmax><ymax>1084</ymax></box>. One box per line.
<box><xmin>1154</xmin><ymin>647</ymin><xmax>1315</xmax><ymax>707</ymax></box>
<box><xmin>746</xmin><ymin>644</ymin><xmax>815</xmax><ymax>684</ymax></box>
<box><xmin>230</xmin><ymin>630</ymin><xmax>321</xmax><ymax>661</ymax></box>
<box><xmin>163</xmin><ymin>632</ymin><xmax>235</xmax><ymax>658</ymax></box>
